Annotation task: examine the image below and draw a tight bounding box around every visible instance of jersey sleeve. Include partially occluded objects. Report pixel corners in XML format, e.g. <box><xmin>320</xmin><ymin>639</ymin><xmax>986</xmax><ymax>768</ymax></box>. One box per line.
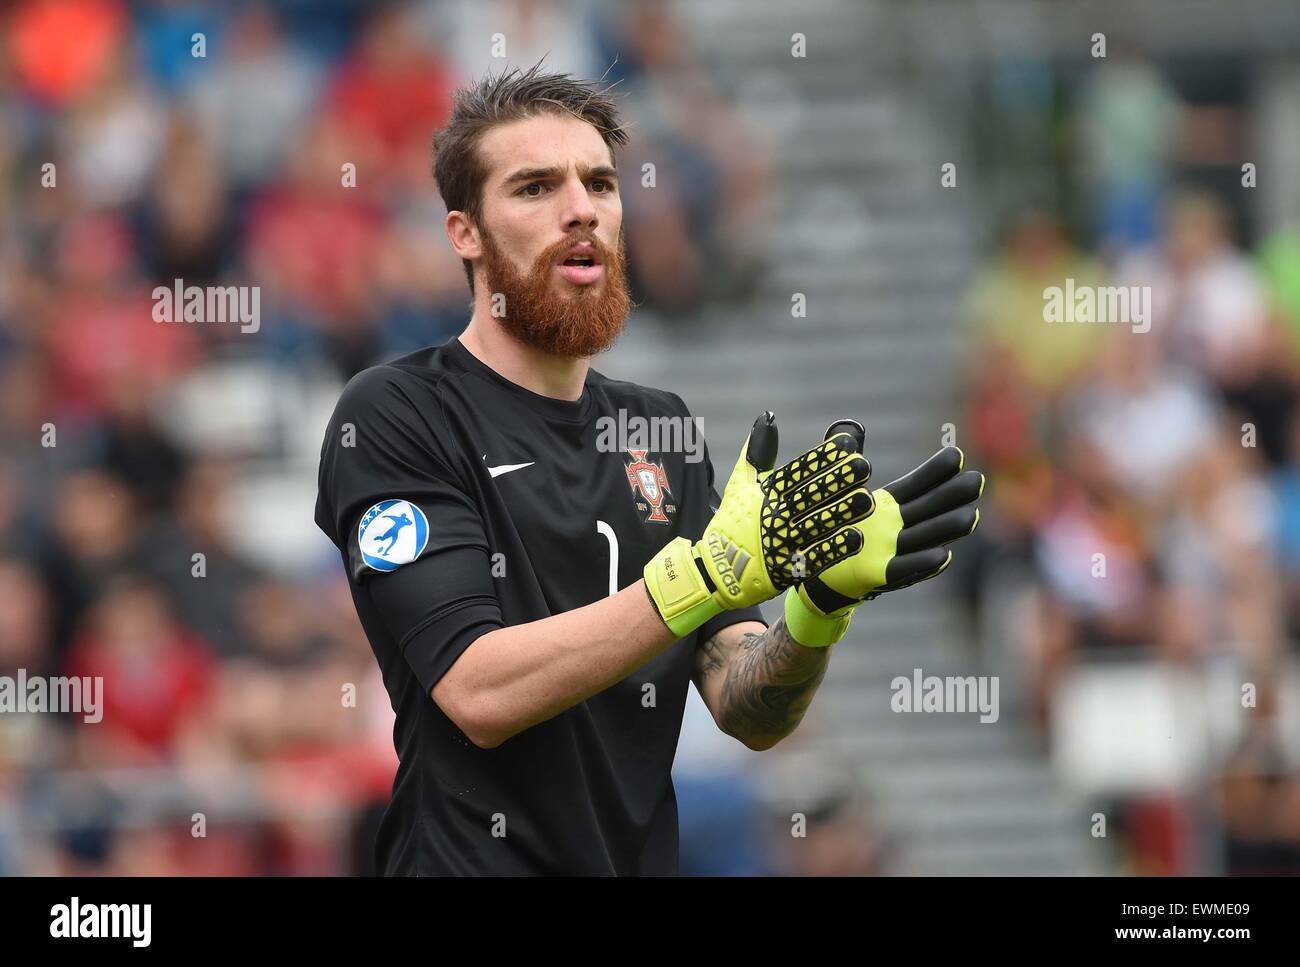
<box><xmin>315</xmin><ymin>367</ymin><xmax>502</xmax><ymax>693</ymax></box>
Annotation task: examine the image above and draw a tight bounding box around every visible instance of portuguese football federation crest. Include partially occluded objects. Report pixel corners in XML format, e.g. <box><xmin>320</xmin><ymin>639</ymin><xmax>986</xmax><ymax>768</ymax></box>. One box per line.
<box><xmin>624</xmin><ymin>450</ymin><xmax>675</xmax><ymax>524</ymax></box>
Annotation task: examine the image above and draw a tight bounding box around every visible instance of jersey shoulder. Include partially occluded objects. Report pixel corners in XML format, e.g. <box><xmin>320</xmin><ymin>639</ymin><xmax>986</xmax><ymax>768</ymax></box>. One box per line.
<box><xmin>336</xmin><ymin>347</ymin><xmax>448</xmax><ymax>406</ymax></box>
<box><xmin>325</xmin><ymin>353</ymin><xmax>465</xmax><ymax>478</ymax></box>
<box><xmin>317</xmin><ymin>353</ymin><xmax>464</xmax><ymax>539</ymax></box>
<box><xmin>331</xmin><ymin>347</ymin><xmax>465</xmax><ymax>431</ymax></box>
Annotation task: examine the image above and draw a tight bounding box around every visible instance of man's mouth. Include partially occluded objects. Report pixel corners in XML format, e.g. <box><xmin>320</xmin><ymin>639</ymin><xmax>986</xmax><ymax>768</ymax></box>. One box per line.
<box><xmin>556</xmin><ymin>246</ymin><xmax>603</xmax><ymax>285</ymax></box>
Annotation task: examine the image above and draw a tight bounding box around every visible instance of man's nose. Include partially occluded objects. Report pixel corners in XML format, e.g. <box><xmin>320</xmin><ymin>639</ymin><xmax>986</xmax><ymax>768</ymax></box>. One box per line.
<box><xmin>559</xmin><ymin>177</ymin><xmax>598</xmax><ymax>231</ymax></box>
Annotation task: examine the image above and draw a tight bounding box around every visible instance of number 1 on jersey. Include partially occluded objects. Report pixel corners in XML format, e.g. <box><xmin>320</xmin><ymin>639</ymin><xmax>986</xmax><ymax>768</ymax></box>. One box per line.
<box><xmin>595</xmin><ymin>520</ymin><xmax>618</xmax><ymax>598</ymax></box>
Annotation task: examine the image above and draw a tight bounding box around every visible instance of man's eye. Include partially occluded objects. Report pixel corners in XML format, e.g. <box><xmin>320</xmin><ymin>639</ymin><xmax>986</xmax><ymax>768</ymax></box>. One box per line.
<box><xmin>522</xmin><ymin>182</ymin><xmax>546</xmax><ymax>197</ymax></box>
<box><xmin>591</xmin><ymin>180</ymin><xmax>609</xmax><ymax>193</ymax></box>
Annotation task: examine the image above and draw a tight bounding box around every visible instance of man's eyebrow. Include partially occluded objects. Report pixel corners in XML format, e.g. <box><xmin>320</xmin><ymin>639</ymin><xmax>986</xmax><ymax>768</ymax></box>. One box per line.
<box><xmin>501</xmin><ymin>163</ymin><xmax>619</xmax><ymax>187</ymax></box>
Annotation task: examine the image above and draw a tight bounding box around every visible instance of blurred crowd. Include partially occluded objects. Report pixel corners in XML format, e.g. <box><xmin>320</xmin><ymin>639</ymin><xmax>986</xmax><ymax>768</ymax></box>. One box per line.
<box><xmin>956</xmin><ymin>53</ymin><xmax>1300</xmax><ymax>873</ymax></box>
<box><xmin>0</xmin><ymin>0</ymin><xmax>770</xmax><ymax>874</ymax></box>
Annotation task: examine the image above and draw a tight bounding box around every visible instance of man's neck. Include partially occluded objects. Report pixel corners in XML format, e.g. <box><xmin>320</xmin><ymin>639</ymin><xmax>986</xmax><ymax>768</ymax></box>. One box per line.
<box><xmin>458</xmin><ymin>316</ymin><xmax>589</xmax><ymax>402</ymax></box>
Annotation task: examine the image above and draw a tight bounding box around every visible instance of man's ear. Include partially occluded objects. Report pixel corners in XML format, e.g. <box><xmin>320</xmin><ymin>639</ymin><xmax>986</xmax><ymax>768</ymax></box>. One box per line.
<box><xmin>446</xmin><ymin>210</ymin><xmax>482</xmax><ymax>261</ymax></box>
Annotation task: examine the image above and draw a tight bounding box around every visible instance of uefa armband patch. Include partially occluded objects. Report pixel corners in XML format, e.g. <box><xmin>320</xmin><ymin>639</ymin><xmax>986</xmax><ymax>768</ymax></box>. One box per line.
<box><xmin>357</xmin><ymin>499</ymin><xmax>430</xmax><ymax>572</ymax></box>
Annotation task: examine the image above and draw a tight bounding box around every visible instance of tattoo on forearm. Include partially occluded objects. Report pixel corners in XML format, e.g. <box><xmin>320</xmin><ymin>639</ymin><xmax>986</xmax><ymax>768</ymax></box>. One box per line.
<box><xmin>716</xmin><ymin>618</ymin><xmax>829</xmax><ymax>745</ymax></box>
<box><xmin>699</xmin><ymin>632</ymin><xmax>727</xmax><ymax>678</ymax></box>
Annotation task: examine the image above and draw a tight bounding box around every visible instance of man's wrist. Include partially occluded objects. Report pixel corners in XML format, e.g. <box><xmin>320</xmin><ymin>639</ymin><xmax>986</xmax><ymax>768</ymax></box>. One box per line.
<box><xmin>644</xmin><ymin>536</ymin><xmax>724</xmax><ymax>638</ymax></box>
<box><xmin>783</xmin><ymin>586</ymin><xmax>852</xmax><ymax>648</ymax></box>
<box><xmin>644</xmin><ymin>578</ymin><xmax>666</xmax><ymax>621</ymax></box>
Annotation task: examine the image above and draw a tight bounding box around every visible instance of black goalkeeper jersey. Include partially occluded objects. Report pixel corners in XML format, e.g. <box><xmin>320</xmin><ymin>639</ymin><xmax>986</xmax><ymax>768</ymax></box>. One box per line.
<box><xmin>314</xmin><ymin>335</ymin><xmax>765</xmax><ymax>875</ymax></box>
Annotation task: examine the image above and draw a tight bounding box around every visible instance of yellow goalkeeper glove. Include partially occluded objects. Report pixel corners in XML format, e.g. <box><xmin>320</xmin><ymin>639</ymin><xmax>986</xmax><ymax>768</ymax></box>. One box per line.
<box><xmin>644</xmin><ymin>412</ymin><xmax>874</xmax><ymax>638</ymax></box>
<box><xmin>784</xmin><ymin>426</ymin><xmax>984</xmax><ymax>648</ymax></box>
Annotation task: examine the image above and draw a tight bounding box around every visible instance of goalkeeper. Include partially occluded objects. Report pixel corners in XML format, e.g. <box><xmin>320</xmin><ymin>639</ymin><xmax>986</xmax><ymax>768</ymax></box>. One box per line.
<box><xmin>315</xmin><ymin>62</ymin><xmax>982</xmax><ymax>876</ymax></box>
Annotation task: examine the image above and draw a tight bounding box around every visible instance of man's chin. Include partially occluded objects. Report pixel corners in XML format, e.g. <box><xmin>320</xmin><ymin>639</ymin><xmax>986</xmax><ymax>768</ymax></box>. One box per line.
<box><xmin>480</xmin><ymin>238</ymin><xmax>630</xmax><ymax>358</ymax></box>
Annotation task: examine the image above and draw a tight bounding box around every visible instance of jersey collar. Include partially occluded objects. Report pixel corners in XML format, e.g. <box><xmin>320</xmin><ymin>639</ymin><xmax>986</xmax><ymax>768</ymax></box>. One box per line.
<box><xmin>445</xmin><ymin>336</ymin><xmax>593</xmax><ymax>424</ymax></box>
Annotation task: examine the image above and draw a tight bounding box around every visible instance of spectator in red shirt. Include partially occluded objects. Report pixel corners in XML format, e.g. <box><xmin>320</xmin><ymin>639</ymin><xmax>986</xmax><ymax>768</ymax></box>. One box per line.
<box><xmin>64</xmin><ymin>575</ymin><xmax>215</xmax><ymax>762</ymax></box>
<box><xmin>325</xmin><ymin>3</ymin><xmax>454</xmax><ymax>194</ymax></box>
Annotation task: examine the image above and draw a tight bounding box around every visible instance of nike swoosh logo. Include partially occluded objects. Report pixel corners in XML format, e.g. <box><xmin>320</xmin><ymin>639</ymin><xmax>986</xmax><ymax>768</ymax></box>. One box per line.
<box><xmin>483</xmin><ymin>454</ymin><xmax>535</xmax><ymax>479</ymax></box>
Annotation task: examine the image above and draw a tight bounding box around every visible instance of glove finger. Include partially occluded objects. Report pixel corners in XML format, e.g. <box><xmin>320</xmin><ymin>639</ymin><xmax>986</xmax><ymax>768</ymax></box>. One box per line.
<box><xmin>881</xmin><ymin>447</ymin><xmax>964</xmax><ymax>504</ymax></box>
<box><xmin>895</xmin><ymin>505</ymin><xmax>979</xmax><ymax>554</ymax></box>
<box><xmin>824</xmin><ymin>419</ymin><xmax>865</xmax><ymax>452</ymax></box>
<box><xmin>883</xmin><ymin>547</ymin><xmax>953</xmax><ymax>589</ymax></box>
<box><xmin>745</xmin><ymin>411</ymin><xmax>778</xmax><ymax>473</ymax></box>
<box><xmin>769</xmin><ymin>429</ymin><xmax>866</xmax><ymax>496</ymax></box>
<box><xmin>788</xmin><ymin>487</ymin><xmax>875</xmax><ymax>545</ymax></box>
<box><xmin>780</xmin><ymin>455</ymin><xmax>872</xmax><ymax>525</ymax></box>
<box><xmin>785</xmin><ymin>524</ymin><xmax>864</xmax><ymax>586</ymax></box>
<box><xmin>898</xmin><ymin>470</ymin><xmax>985</xmax><ymax>526</ymax></box>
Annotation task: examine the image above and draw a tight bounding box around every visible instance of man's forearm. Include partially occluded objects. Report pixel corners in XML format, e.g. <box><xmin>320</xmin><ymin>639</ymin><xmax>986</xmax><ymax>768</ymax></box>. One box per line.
<box><xmin>704</xmin><ymin>618</ymin><xmax>831</xmax><ymax>751</ymax></box>
<box><xmin>433</xmin><ymin>580</ymin><xmax>678</xmax><ymax>748</ymax></box>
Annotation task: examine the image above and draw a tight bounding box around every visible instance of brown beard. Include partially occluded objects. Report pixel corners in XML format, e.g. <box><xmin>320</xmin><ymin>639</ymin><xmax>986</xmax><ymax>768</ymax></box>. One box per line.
<box><xmin>477</xmin><ymin>224</ymin><xmax>631</xmax><ymax>359</ymax></box>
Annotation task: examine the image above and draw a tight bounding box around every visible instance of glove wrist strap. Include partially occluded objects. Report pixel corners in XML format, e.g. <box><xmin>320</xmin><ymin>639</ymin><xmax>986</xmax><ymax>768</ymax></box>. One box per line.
<box><xmin>785</xmin><ymin>587</ymin><xmax>852</xmax><ymax>648</ymax></box>
<box><xmin>644</xmin><ymin>537</ymin><xmax>724</xmax><ymax>638</ymax></box>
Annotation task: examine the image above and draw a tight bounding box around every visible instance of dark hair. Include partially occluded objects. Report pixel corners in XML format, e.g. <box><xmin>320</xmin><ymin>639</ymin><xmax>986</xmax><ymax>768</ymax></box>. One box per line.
<box><xmin>432</xmin><ymin>61</ymin><xmax>628</xmax><ymax>294</ymax></box>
